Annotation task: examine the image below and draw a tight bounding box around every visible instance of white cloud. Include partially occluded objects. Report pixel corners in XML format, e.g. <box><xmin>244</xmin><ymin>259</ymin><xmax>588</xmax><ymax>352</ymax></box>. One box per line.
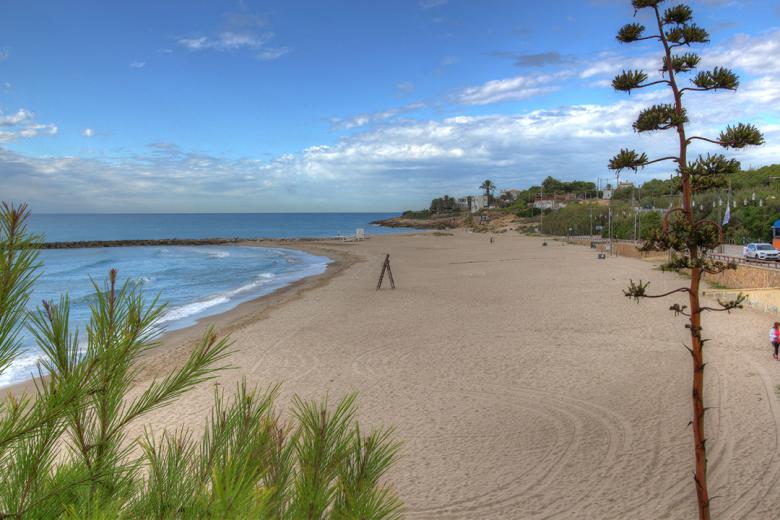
<box><xmin>419</xmin><ymin>0</ymin><xmax>447</xmax><ymax>9</ymax></box>
<box><xmin>456</xmin><ymin>72</ymin><xmax>570</xmax><ymax>105</ymax></box>
<box><xmin>1</xmin><ymin>87</ymin><xmax>776</xmax><ymax>211</ymax></box>
<box><xmin>0</xmin><ymin>123</ymin><xmax>57</xmax><ymax>142</ymax></box>
<box><xmin>331</xmin><ymin>102</ymin><xmax>426</xmax><ymax>129</ymax></box>
<box><xmin>257</xmin><ymin>46</ymin><xmax>292</xmax><ymax>61</ymax></box>
<box><xmin>177</xmin><ymin>31</ymin><xmax>274</xmax><ymax>51</ymax></box>
<box><xmin>0</xmin><ymin>108</ymin><xmax>57</xmax><ymax>142</ymax></box>
<box><xmin>82</xmin><ymin>128</ymin><xmax>95</xmax><ymax>138</ymax></box>
<box><xmin>3</xmin><ymin>22</ymin><xmax>779</xmax><ymax>212</ymax></box>
<box><xmin>580</xmin><ymin>52</ymin><xmax>659</xmax><ymax>79</ymax></box>
<box><xmin>177</xmin><ymin>28</ymin><xmax>292</xmax><ymax>61</ymax></box>
<box><xmin>0</xmin><ymin>48</ymin><xmax>8</xmax><ymax>62</ymax></box>
<box><xmin>579</xmin><ymin>29</ymin><xmax>780</xmax><ymax>86</ymax></box>
<box><xmin>0</xmin><ymin>109</ymin><xmax>33</xmax><ymax>126</ymax></box>
<box><xmin>129</xmin><ymin>60</ymin><xmax>146</xmax><ymax>69</ymax></box>
<box><xmin>702</xmin><ymin>28</ymin><xmax>780</xmax><ymax>75</ymax></box>
<box><xmin>397</xmin><ymin>81</ymin><xmax>415</xmax><ymax>95</ymax></box>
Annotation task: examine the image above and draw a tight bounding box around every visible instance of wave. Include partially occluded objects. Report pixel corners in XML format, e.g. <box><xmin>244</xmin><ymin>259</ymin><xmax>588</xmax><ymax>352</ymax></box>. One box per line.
<box><xmin>47</xmin><ymin>257</ymin><xmax>114</xmax><ymax>277</ymax></box>
<box><xmin>157</xmin><ymin>274</ymin><xmax>279</xmax><ymax>325</ymax></box>
<box><xmin>0</xmin><ymin>352</ymin><xmax>44</xmax><ymax>387</ymax></box>
<box><xmin>158</xmin><ymin>296</ymin><xmax>231</xmax><ymax>324</ymax></box>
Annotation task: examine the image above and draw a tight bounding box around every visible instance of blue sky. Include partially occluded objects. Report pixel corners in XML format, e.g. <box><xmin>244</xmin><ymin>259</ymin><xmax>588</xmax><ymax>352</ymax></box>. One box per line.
<box><xmin>1</xmin><ymin>0</ymin><xmax>780</xmax><ymax>212</ymax></box>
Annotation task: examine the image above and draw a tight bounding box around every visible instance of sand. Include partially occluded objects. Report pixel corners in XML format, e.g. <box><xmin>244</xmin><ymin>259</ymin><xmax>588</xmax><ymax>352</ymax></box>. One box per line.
<box><xmin>20</xmin><ymin>232</ymin><xmax>780</xmax><ymax>518</ymax></box>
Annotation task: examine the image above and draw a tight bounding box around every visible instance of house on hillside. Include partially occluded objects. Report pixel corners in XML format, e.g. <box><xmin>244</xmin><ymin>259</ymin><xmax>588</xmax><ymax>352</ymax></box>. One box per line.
<box><xmin>529</xmin><ymin>194</ymin><xmax>575</xmax><ymax>210</ymax></box>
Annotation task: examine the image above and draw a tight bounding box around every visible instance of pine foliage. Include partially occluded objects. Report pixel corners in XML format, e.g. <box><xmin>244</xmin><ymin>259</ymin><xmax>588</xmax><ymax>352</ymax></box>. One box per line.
<box><xmin>0</xmin><ymin>203</ymin><xmax>402</xmax><ymax>519</ymax></box>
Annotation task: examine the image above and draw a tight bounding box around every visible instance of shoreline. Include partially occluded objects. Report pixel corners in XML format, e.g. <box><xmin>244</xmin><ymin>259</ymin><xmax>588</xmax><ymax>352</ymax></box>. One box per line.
<box><xmin>5</xmin><ymin>239</ymin><xmax>361</xmax><ymax>396</ymax></box>
<box><xmin>3</xmin><ymin>231</ymin><xmax>779</xmax><ymax>516</ymax></box>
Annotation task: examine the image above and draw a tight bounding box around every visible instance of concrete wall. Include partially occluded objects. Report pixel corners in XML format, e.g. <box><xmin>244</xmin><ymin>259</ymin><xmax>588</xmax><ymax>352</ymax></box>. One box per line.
<box><xmin>703</xmin><ymin>263</ymin><xmax>780</xmax><ymax>290</ymax></box>
<box><xmin>568</xmin><ymin>239</ymin><xmax>666</xmax><ymax>260</ymax></box>
<box><xmin>567</xmin><ymin>238</ymin><xmax>780</xmax><ymax>290</ymax></box>
<box><xmin>703</xmin><ymin>288</ymin><xmax>780</xmax><ymax>314</ymax></box>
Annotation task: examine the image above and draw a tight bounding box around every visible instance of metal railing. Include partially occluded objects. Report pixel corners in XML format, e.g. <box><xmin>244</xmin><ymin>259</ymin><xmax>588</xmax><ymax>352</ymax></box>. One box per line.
<box><xmin>565</xmin><ymin>235</ymin><xmax>780</xmax><ymax>270</ymax></box>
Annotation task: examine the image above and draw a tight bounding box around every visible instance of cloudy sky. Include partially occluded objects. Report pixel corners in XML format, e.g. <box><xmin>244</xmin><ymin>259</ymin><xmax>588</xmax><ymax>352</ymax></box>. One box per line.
<box><xmin>1</xmin><ymin>0</ymin><xmax>779</xmax><ymax>213</ymax></box>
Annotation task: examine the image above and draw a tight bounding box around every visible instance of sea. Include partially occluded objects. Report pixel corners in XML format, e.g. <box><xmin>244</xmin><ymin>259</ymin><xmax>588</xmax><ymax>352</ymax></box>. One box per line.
<box><xmin>3</xmin><ymin>213</ymin><xmax>416</xmax><ymax>387</ymax></box>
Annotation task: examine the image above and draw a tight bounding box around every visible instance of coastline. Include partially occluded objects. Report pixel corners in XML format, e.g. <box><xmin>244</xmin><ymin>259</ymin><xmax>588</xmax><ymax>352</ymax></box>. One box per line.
<box><xmin>5</xmin><ymin>239</ymin><xmax>361</xmax><ymax>396</ymax></box>
<box><xmin>6</xmin><ymin>231</ymin><xmax>780</xmax><ymax>517</ymax></box>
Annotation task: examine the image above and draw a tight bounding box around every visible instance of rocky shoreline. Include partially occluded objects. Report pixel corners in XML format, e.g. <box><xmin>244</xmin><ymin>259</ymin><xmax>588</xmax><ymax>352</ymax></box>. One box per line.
<box><xmin>370</xmin><ymin>215</ymin><xmax>465</xmax><ymax>230</ymax></box>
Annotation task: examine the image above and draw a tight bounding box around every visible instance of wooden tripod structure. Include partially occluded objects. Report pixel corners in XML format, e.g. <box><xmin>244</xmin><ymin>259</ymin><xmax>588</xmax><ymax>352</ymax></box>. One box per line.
<box><xmin>376</xmin><ymin>254</ymin><xmax>395</xmax><ymax>290</ymax></box>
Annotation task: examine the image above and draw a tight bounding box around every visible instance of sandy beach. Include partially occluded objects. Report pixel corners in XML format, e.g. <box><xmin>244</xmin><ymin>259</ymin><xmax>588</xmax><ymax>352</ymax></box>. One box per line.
<box><xmin>50</xmin><ymin>232</ymin><xmax>780</xmax><ymax>518</ymax></box>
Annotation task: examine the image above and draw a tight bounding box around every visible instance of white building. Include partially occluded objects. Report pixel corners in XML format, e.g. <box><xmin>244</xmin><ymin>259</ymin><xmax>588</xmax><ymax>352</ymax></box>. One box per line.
<box><xmin>456</xmin><ymin>194</ymin><xmax>490</xmax><ymax>213</ymax></box>
<box><xmin>470</xmin><ymin>195</ymin><xmax>489</xmax><ymax>213</ymax></box>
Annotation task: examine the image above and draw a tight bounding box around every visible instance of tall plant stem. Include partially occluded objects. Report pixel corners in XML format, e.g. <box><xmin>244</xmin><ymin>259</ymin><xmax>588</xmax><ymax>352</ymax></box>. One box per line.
<box><xmin>653</xmin><ymin>6</ymin><xmax>710</xmax><ymax>520</ymax></box>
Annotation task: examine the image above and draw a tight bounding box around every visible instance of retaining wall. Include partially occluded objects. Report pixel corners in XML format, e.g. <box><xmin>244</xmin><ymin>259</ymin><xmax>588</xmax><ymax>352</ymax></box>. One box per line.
<box><xmin>567</xmin><ymin>238</ymin><xmax>780</xmax><ymax>290</ymax></box>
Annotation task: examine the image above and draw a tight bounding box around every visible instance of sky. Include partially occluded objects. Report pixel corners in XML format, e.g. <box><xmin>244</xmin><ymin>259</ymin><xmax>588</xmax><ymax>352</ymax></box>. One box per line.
<box><xmin>1</xmin><ymin>0</ymin><xmax>780</xmax><ymax>213</ymax></box>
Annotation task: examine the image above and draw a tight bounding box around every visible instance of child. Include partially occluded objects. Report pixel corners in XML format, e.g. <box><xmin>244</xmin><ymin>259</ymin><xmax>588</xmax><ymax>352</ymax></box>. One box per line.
<box><xmin>770</xmin><ymin>322</ymin><xmax>780</xmax><ymax>360</ymax></box>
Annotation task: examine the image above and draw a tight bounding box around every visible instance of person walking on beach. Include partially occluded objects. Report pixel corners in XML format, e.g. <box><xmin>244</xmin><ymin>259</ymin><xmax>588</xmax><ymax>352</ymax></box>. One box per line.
<box><xmin>770</xmin><ymin>322</ymin><xmax>780</xmax><ymax>360</ymax></box>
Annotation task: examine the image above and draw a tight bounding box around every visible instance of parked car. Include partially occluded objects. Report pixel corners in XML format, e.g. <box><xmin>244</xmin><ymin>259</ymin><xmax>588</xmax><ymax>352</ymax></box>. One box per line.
<box><xmin>743</xmin><ymin>242</ymin><xmax>780</xmax><ymax>260</ymax></box>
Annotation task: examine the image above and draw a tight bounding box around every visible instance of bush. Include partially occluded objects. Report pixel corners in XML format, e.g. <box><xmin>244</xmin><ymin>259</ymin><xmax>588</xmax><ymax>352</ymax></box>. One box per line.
<box><xmin>401</xmin><ymin>209</ymin><xmax>432</xmax><ymax>219</ymax></box>
<box><xmin>0</xmin><ymin>203</ymin><xmax>402</xmax><ymax>519</ymax></box>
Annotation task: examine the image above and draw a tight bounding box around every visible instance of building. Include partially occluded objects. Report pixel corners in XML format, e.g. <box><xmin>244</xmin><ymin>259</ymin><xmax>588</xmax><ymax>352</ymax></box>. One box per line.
<box><xmin>529</xmin><ymin>194</ymin><xmax>574</xmax><ymax>210</ymax></box>
<box><xmin>470</xmin><ymin>194</ymin><xmax>489</xmax><ymax>213</ymax></box>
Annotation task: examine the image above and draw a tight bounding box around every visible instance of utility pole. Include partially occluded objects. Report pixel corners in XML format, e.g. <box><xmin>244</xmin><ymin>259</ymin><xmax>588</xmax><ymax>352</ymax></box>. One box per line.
<box><xmin>589</xmin><ymin>204</ymin><xmax>593</xmax><ymax>237</ymax></box>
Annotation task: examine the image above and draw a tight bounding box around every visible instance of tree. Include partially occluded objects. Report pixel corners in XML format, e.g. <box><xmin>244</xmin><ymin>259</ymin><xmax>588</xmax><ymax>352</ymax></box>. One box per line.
<box><xmin>480</xmin><ymin>180</ymin><xmax>496</xmax><ymax>205</ymax></box>
<box><xmin>0</xmin><ymin>203</ymin><xmax>402</xmax><ymax>518</ymax></box>
<box><xmin>609</xmin><ymin>2</ymin><xmax>764</xmax><ymax>519</ymax></box>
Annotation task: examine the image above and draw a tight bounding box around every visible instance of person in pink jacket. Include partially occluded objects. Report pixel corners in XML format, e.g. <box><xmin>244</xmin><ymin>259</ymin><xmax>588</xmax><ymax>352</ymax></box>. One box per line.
<box><xmin>770</xmin><ymin>322</ymin><xmax>780</xmax><ymax>360</ymax></box>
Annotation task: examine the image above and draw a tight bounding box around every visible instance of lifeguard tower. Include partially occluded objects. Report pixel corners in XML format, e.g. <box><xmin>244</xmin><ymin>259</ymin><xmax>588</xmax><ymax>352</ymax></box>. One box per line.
<box><xmin>772</xmin><ymin>219</ymin><xmax>780</xmax><ymax>250</ymax></box>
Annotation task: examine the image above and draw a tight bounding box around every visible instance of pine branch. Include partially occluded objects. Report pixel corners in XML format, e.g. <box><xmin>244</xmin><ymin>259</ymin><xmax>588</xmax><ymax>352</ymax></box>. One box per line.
<box><xmin>685</xmin><ymin>67</ymin><xmax>739</xmax><ymax>92</ymax></box>
<box><xmin>716</xmin><ymin>123</ymin><xmax>764</xmax><ymax>149</ymax></box>
<box><xmin>608</xmin><ymin>148</ymin><xmax>648</xmax><ymax>171</ymax></box>
<box><xmin>700</xmin><ymin>294</ymin><xmax>746</xmax><ymax>313</ymax></box>
<box><xmin>616</xmin><ymin>23</ymin><xmax>659</xmax><ymax>42</ymax></box>
<box><xmin>666</xmin><ymin>24</ymin><xmax>710</xmax><ymax>47</ymax></box>
<box><xmin>662</xmin><ymin>53</ymin><xmax>701</xmax><ymax>74</ymax></box>
<box><xmin>117</xmin><ymin>329</ymin><xmax>232</xmax><ymax>434</ymax></box>
<box><xmin>632</xmin><ymin>0</ymin><xmax>664</xmax><ymax>9</ymax></box>
<box><xmin>624</xmin><ymin>280</ymin><xmax>690</xmax><ymax>302</ymax></box>
<box><xmin>613</xmin><ymin>71</ymin><xmax>670</xmax><ymax>93</ymax></box>
<box><xmin>663</xmin><ymin>4</ymin><xmax>693</xmax><ymax>25</ymax></box>
<box><xmin>633</xmin><ymin>104</ymin><xmax>688</xmax><ymax>132</ymax></box>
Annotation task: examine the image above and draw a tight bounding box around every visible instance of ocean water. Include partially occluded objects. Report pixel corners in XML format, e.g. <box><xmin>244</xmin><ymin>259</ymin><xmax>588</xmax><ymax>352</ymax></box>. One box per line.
<box><xmin>4</xmin><ymin>213</ymin><xmax>415</xmax><ymax>387</ymax></box>
<box><xmin>28</xmin><ymin>213</ymin><xmax>413</xmax><ymax>242</ymax></box>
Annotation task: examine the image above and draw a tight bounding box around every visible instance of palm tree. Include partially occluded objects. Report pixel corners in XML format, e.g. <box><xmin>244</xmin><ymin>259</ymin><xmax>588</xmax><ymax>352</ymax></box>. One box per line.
<box><xmin>480</xmin><ymin>180</ymin><xmax>496</xmax><ymax>205</ymax></box>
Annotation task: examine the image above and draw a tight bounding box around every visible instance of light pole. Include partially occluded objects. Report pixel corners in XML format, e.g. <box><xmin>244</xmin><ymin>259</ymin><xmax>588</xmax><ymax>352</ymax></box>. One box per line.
<box><xmin>589</xmin><ymin>204</ymin><xmax>593</xmax><ymax>237</ymax></box>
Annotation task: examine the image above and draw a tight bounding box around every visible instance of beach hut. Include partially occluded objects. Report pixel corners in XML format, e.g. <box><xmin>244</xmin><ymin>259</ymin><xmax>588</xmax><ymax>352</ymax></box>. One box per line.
<box><xmin>773</xmin><ymin>219</ymin><xmax>780</xmax><ymax>250</ymax></box>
